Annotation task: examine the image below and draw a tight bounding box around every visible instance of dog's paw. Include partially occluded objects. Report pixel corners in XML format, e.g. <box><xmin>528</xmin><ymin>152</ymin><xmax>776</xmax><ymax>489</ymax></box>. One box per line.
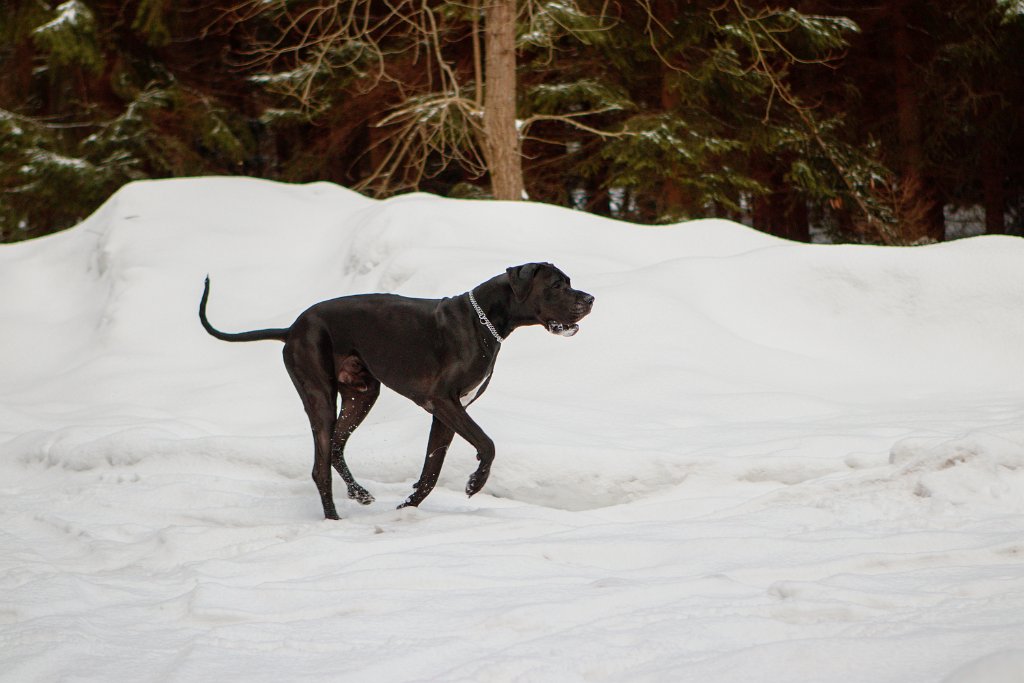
<box><xmin>347</xmin><ymin>484</ymin><xmax>375</xmax><ymax>505</ymax></box>
<box><xmin>465</xmin><ymin>469</ymin><xmax>490</xmax><ymax>497</ymax></box>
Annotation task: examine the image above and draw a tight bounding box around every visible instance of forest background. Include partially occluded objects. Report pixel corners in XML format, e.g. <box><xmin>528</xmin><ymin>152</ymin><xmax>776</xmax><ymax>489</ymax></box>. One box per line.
<box><xmin>1</xmin><ymin>0</ymin><xmax>1022</xmax><ymax>245</ymax></box>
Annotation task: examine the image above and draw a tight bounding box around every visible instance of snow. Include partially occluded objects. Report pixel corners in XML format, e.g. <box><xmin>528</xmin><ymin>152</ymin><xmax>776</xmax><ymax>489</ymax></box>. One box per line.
<box><xmin>2</xmin><ymin>176</ymin><xmax>1024</xmax><ymax>681</ymax></box>
<box><xmin>20</xmin><ymin>149</ymin><xmax>94</xmax><ymax>175</ymax></box>
<box><xmin>32</xmin><ymin>0</ymin><xmax>90</xmax><ymax>36</ymax></box>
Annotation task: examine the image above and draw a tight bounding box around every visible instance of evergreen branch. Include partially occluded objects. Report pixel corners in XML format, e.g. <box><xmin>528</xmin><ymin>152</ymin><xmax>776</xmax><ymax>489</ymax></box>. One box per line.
<box><xmin>0</xmin><ymin>107</ymin><xmax>106</xmax><ymax>130</ymax></box>
<box><xmin>726</xmin><ymin>0</ymin><xmax>895</xmax><ymax>242</ymax></box>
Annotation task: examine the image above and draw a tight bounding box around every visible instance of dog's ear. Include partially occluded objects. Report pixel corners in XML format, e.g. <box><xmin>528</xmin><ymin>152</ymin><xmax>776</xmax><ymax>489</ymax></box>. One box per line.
<box><xmin>506</xmin><ymin>263</ymin><xmax>540</xmax><ymax>301</ymax></box>
<box><xmin>505</xmin><ymin>264</ymin><xmax>544</xmax><ymax>301</ymax></box>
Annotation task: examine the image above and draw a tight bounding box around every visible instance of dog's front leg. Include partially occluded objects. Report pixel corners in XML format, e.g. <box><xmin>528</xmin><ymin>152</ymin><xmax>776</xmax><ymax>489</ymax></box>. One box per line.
<box><xmin>429</xmin><ymin>398</ymin><xmax>495</xmax><ymax>498</ymax></box>
<box><xmin>398</xmin><ymin>416</ymin><xmax>456</xmax><ymax>508</ymax></box>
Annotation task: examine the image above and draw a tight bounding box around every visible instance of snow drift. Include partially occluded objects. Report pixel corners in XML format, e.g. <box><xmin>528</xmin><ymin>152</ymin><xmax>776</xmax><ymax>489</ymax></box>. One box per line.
<box><xmin>2</xmin><ymin>177</ymin><xmax>1023</xmax><ymax>682</ymax></box>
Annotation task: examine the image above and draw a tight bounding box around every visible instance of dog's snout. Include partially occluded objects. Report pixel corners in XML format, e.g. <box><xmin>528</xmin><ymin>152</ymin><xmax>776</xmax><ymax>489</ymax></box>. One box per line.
<box><xmin>571</xmin><ymin>292</ymin><xmax>595</xmax><ymax>321</ymax></box>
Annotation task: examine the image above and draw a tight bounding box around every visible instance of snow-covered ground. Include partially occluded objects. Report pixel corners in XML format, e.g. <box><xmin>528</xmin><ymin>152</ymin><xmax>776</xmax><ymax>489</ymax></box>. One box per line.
<box><xmin>2</xmin><ymin>177</ymin><xmax>1024</xmax><ymax>682</ymax></box>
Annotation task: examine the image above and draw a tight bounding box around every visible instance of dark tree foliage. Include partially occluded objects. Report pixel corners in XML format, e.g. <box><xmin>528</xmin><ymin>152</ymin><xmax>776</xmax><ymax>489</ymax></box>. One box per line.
<box><xmin>1</xmin><ymin>0</ymin><xmax>1022</xmax><ymax>243</ymax></box>
<box><xmin>520</xmin><ymin>0</ymin><xmax>870</xmax><ymax>238</ymax></box>
<box><xmin>803</xmin><ymin>0</ymin><xmax>1024</xmax><ymax>242</ymax></box>
<box><xmin>0</xmin><ymin>1</ymin><xmax>268</xmax><ymax>240</ymax></box>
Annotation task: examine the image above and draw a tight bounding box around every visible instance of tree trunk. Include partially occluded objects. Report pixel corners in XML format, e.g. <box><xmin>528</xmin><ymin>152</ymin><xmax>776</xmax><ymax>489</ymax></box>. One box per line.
<box><xmin>657</xmin><ymin>2</ymin><xmax>684</xmax><ymax>219</ymax></box>
<box><xmin>891</xmin><ymin>1</ymin><xmax>944</xmax><ymax>242</ymax></box>
<box><xmin>751</xmin><ymin>157</ymin><xmax>772</xmax><ymax>235</ymax></box>
<box><xmin>784</xmin><ymin>191</ymin><xmax>810</xmax><ymax>243</ymax></box>
<box><xmin>483</xmin><ymin>0</ymin><xmax>525</xmax><ymax>200</ymax></box>
<box><xmin>1</xmin><ymin>40</ymin><xmax>34</xmax><ymax>106</ymax></box>
<box><xmin>981</xmin><ymin>134</ymin><xmax>1006</xmax><ymax>234</ymax></box>
<box><xmin>750</xmin><ymin>154</ymin><xmax>810</xmax><ymax>241</ymax></box>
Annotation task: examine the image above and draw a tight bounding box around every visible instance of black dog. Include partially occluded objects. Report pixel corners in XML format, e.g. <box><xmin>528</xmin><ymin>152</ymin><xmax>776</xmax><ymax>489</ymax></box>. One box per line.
<box><xmin>199</xmin><ymin>263</ymin><xmax>594</xmax><ymax>519</ymax></box>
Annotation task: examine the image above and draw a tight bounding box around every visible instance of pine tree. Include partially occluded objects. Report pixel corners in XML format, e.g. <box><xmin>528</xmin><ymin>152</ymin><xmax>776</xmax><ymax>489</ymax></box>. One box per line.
<box><xmin>3</xmin><ymin>1</ymin><xmax>1022</xmax><ymax>243</ymax></box>
<box><xmin>795</xmin><ymin>0</ymin><xmax>1024</xmax><ymax>242</ymax></box>
<box><xmin>0</xmin><ymin>1</ymin><xmax>265</xmax><ymax>240</ymax></box>
<box><xmin>521</xmin><ymin>0</ymin><xmax>876</xmax><ymax>237</ymax></box>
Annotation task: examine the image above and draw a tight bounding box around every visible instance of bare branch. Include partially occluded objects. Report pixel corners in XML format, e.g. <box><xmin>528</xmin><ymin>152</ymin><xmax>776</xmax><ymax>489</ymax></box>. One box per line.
<box><xmin>521</xmin><ymin>107</ymin><xmax>630</xmax><ymax>140</ymax></box>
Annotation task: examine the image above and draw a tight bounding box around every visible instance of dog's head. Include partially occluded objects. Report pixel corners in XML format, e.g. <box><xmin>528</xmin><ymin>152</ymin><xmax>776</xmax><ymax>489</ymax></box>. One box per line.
<box><xmin>506</xmin><ymin>262</ymin><xmax>594</xmax><ymax>337</ymax></box>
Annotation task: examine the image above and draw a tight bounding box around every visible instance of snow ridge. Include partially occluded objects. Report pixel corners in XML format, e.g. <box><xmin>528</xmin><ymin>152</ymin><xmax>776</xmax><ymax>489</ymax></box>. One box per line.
<box><xmin>2</xmin><ymin>177</ymin><xmax>1023</xmax><ymax>682</ymax></box>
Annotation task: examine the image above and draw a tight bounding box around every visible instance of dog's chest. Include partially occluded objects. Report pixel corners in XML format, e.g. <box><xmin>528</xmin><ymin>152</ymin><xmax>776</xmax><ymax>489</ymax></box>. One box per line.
<box><xmin>459</xmin><ymin>351</ymin><xmax>498</xmax><ymax>407</ymax></box>
<box><xmin>460</xmin><ymin>374</ymin><xmax>488</xmax><ymax>406</ymax></box>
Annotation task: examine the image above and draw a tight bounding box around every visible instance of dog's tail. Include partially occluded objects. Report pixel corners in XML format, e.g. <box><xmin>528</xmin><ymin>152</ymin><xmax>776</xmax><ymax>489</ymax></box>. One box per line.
<box><xmin>199</xmin><ymin>276</ymin><xmax>290</xmax><ymax>343</ymax></box>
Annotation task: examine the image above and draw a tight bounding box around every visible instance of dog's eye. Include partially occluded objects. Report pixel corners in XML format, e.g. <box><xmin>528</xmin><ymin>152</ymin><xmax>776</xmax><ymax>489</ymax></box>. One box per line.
<box><xmin>551</xmin><ymin>281</ymin><xmax>563</xmax><ymax>290</ymax></box>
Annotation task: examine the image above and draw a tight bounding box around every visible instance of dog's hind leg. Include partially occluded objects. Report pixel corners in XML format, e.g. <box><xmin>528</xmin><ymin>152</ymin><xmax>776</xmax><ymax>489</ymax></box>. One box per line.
<box><xmin>398</xmin><ymin>417</ymin><xmax>456</xmax><ymax>509</ymax></box>
<box><xmin>332</xmin><ymin>380</ymin><xmax>380</xmax><ymax>505</ymax></box>
<box><xmin>284</xmin><ymin>337</ymin><xmax>341</xmax><ymax>520</ymax></box>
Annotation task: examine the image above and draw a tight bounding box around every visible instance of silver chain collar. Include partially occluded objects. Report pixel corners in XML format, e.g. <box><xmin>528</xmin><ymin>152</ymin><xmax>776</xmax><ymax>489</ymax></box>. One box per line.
<box><xmin>468</xmin><ymin>290</ymin><xmax>504</xmax><ymax>344</ymax></box>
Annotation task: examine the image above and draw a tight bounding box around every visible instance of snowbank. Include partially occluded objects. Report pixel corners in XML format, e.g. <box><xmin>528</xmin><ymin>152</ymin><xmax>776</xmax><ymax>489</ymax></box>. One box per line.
<box><xmin>2</xmin><ymin>177</ymin><xmax>1023</xmax><ymax>682</ymax></box>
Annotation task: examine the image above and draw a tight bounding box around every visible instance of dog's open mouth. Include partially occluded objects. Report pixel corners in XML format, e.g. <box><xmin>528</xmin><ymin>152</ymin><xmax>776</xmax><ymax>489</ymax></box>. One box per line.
<box><xmin>546</xmin><ymin>320</ymin><xmax>580</xmax><ymax>337</ymax></box>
